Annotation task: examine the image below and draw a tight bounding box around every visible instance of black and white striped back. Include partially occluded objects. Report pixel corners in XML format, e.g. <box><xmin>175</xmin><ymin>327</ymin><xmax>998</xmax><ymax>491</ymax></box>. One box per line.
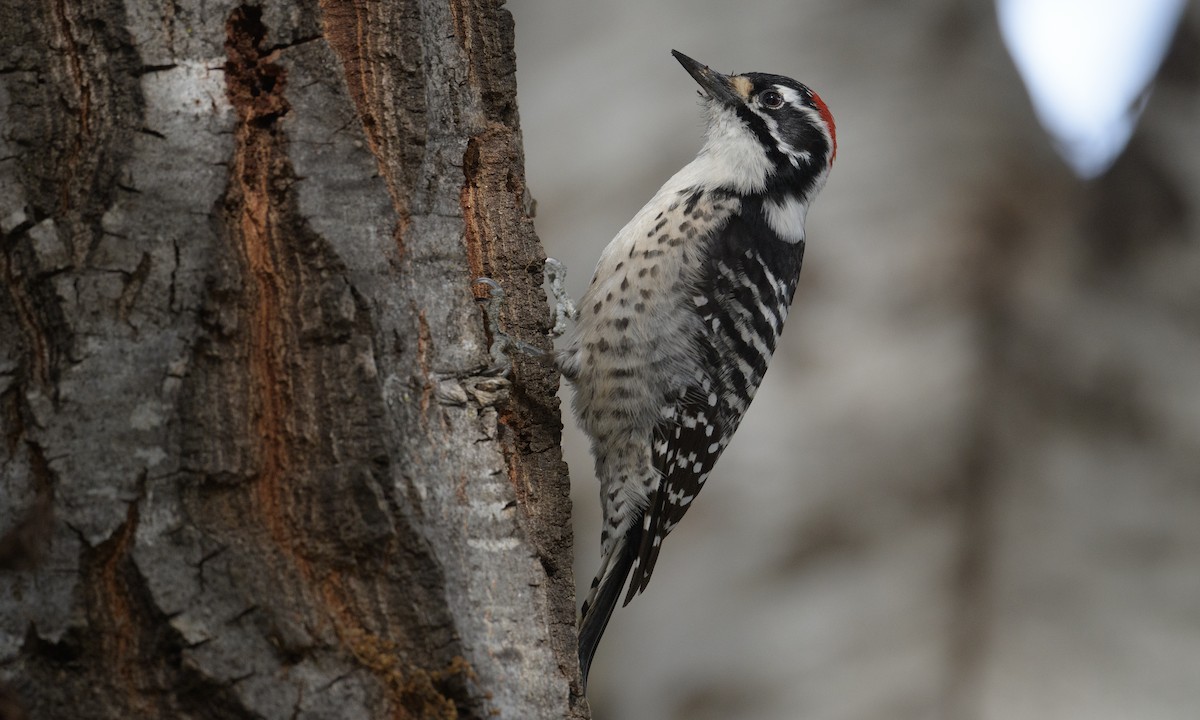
<box><xmin>625</xmin><ymin>195</ymin><xmax>805</xmax><ymax>600</ymax></box>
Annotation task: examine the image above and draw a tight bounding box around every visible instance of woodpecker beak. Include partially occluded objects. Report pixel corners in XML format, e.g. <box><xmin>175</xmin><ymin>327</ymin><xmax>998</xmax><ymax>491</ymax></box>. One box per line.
<box><xmin>672</xmin><ymin>50</ymin><xmax>746</xmax><ymax>108</ymax></box>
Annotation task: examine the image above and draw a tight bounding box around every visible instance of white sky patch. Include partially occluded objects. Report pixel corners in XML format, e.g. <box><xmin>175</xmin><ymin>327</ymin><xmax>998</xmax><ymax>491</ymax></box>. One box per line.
<box><xmin>997</xmin><ymin>0</ymin><xmax>1186</xmax><ymax>178</ymax></box>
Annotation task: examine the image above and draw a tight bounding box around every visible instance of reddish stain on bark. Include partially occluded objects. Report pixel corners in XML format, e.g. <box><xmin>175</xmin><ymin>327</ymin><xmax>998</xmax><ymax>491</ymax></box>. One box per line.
<box><xmin>0</xmin><ymin>254</ymin><xmax>50</xmax><ymax>387</ymax></box>
<box><xmin>416</xmin><ymin>310</ymin><xmax>434</xmax><ymax>415</ymax></box>
<box><xmin>224</xmin><ymin>5</ymin><xmax>296</xmax><ymax>577</ymax></box>
<box><xmin>221</xmin><ymin>9</ymin><xmax>466</xmax><ymax>716</ymax></box>
<box><xmin>48</xmin><ymin>0</ymin><xmax>92</xmax><ymax>212</ymax></box>
<box><xmin>94</xmin><ymin>503</ymin><xmax>155</xmax><ymax>717</ymax></box>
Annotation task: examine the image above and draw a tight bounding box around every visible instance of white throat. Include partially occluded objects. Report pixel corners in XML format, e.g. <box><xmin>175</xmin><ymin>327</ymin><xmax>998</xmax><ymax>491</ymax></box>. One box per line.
<box><xmin>683</xmin><ymin>104</ymin><xmax>773</xmax><ymax>195</ymax></box>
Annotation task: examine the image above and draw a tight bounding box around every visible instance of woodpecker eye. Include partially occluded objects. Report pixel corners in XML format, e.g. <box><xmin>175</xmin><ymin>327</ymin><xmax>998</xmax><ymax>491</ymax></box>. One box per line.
<box><xmin>761</xmin><ymin>90</ymin><xmax>784</xmax><ymax>109</ymax></box>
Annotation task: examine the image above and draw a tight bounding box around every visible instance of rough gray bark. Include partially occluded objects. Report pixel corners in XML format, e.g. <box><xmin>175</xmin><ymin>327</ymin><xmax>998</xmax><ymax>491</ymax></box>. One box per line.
<box><xmin>0</xmin><ymin>1</ymin><xmax>585</xmax><ymax>718</ymax></box>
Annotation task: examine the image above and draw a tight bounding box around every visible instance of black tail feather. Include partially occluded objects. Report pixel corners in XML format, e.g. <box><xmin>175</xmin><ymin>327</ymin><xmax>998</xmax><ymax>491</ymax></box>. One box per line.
<box><xmin>578</xmin><ymin>523</ymin><xmax>641</xmax><ymax>689</ymax></box>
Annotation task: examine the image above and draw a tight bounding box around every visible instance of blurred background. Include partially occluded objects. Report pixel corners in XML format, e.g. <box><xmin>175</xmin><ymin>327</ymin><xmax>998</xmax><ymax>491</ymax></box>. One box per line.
<box><xmin>508</xmin><ymin>1</ymin><xmax>1200</xmax><ymax>718</ymax></box>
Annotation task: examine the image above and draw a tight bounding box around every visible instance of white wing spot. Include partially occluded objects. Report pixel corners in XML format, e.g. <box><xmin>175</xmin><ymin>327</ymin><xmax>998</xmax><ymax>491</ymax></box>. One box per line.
<box><xmin>763</xmin><ymin>195</ymin><xmax>808</xmax><ymax>244</ymax></box>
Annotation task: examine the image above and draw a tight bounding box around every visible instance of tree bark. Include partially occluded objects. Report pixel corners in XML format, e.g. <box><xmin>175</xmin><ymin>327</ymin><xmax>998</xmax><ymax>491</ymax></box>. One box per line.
<box><xmin>0</xmin><ymin>1</ymin><xmax>585</xmax><ymax>718</ymax></box>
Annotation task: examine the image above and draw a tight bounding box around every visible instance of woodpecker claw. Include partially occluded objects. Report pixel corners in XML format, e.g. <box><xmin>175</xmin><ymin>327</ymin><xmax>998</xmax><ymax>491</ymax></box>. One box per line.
<box><xmin>543</xmin><ymin>257</ymin><xmax>578</xmax><ymax>338</ymax></box>
<box><xmin>475</xmin><ymin>276</ymin><xmax>552</xmax><ymax>375</ymax></box>
<box><xmin>474</xmin><ymin>277</ymin><xmax>501</xmax><ymax>293</ymax></box>
<box><xmin>474</xmin><ymin>278</ymin><xmax>511</xmax><ymax>375</ymax></box>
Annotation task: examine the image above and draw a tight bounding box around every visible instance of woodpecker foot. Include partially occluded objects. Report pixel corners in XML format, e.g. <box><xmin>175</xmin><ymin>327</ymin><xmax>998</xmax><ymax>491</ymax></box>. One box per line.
<box><xmin>475</xmin><ymin>277</ymin><xmax>550</xmax><ymax>375</ymax></box>
<box><xmin>543</xmin><ymin>258</ymin><xmax>578</xmax><ymax>339</ymax></box>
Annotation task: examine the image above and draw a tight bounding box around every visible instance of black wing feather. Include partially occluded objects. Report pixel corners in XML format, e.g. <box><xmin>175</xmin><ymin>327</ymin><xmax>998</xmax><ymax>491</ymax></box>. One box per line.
<box><xmin>579</xmin><ymin>521</ymin><xmax>641</xmax><ymax>686</ymax></box>
<box><xmin>624</xmin><ymin>208</ymin><xmax>805</xmax><ymax>602</ymax></box>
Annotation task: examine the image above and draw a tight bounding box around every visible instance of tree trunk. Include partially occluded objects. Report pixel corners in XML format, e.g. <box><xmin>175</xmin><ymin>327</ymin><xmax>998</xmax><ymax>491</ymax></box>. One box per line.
<box><xmin>0</xmin><ymin>1</ymin><xmax>585</xmax><ymax>718</ymax></box>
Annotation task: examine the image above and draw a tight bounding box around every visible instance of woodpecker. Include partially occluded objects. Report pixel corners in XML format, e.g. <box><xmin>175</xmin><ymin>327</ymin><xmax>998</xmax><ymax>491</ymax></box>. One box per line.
<box><xmin>479</xmin><ymin>50</ymin><xmax>836</xmax><ymax>687</ymax></box>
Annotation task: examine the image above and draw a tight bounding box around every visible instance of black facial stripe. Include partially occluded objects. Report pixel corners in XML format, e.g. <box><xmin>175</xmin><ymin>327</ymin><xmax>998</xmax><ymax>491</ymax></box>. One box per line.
<box><xmin>719</xmin><ymin>82</ymin><xmax>831</xmax><ymax>203</ymax></box>
<box><xmin>775</xmin><ymin>108</ymin><xmax>826</xmax><ymax>155</ymax></box>
<box><xmin>738</xmin><ymin>72</ymin><xmax>834</xmax><ymax>174</ymax></box>
<box><xmin>732</xmin><ymin>104</ymin><xmax>791</xmax><ymax>168</ymax></box>
<box><xmin>766</xmin><ymin>161</ymin><xmax>820</xmax><ymax>201</ymax></box>
<box><xmin>741</xmin><ymin>72</ymin><xmax>809</xmax><ymax>96</ymax></box>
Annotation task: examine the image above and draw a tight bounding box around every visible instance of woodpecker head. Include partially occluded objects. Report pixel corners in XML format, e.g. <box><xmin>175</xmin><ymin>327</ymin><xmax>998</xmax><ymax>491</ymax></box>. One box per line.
<box><xmin>672</xmin><ymin>50</ymin><xmax>836</xmax><ymax>206</ymax></box>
